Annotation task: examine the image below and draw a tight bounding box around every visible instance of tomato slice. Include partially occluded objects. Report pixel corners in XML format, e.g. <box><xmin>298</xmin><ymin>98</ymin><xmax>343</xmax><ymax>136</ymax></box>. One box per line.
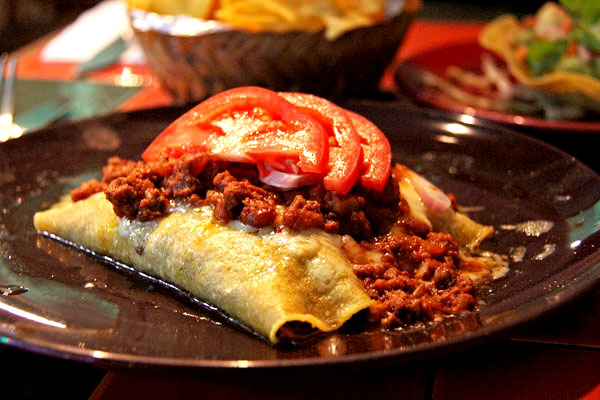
<box><xmin>142</xmin><ymin>87</ymin><xmax>328</xmax><ymax>175</ymax></box>
<box><xmin>278</xmin><ymin>92</ymin><xmax>361</xmax><ymax>195</ymax></box>
<box><xmin>346</xmin><ymin>111</ymin><xmax>391</xmax><ymax>192</ymax></box>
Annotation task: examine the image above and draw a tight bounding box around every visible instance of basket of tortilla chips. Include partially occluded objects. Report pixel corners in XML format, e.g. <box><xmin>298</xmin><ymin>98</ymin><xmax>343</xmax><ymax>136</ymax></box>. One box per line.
<box><xmin>127</xmin><ymin>0</ymin><xmax>420</xmax><ymax>102</ymax></box>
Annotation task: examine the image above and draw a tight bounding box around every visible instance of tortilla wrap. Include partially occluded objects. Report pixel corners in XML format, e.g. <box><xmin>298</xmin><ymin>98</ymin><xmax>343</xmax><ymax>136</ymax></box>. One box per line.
<box><xmin>34</xmin><ymin>192</ymin><xmax>373</xmax><ymax>343</ymax></box>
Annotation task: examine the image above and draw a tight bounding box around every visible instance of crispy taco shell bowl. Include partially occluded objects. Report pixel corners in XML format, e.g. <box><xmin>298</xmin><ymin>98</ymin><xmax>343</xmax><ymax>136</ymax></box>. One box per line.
<box><xmin>479</xmin><ymin>14</ymin><xmax>600</xmax><ymax>101</ymax></box>
<box><xmin>129</xmin><ymin>0</ymin><xmax>420</xmax><ymax>102</ymax></box>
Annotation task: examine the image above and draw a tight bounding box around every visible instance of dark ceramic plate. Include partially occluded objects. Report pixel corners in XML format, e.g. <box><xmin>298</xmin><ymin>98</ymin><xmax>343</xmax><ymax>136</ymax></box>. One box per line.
<box><xmin>0</xmin><ymin>102</ymin><xmax>599</xmax><ymax>371</ymax></box>
<box><xmin>396</xmin><ymin>41</ymin><xmax>600</xmax><ymax>133</ymax></box>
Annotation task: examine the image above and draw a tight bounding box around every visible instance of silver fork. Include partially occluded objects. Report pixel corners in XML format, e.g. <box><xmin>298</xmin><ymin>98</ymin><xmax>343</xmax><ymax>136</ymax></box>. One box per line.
<box><xmin>0</xmin><ymin>53</ymin><xmax>23</xmax><ymax>142</ymax></box>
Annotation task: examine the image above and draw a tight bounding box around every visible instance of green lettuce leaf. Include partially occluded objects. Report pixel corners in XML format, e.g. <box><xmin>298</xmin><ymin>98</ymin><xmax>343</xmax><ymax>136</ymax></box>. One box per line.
<box><xmin>560</xmin><ymin>0</ymin><xmax>585</xmax><ymax>15</ymax></box>
<box><xmin>526</xmin><ymin>39</ymin><xmax>569</xmax><ymax>76</ymax></box>
<box><xmin>582</xmin><ymin>0</ymin><xmax>600</xmax><ymax>24</ymax></box>
<box><xmin>582</xmin><ymin>29</ymin><xmax>600</xmax><ymax>51</ymax></box>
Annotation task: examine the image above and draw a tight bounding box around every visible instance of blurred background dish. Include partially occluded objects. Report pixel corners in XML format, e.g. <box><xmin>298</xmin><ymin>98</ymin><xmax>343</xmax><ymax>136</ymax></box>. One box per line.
<box><xmin>127</xmin><ymin>0</ymin><xmax>420</xmax><ymax>102</ymax></box>
<box><xmin>395</xmin><ymin>41</ymin><xmax>600</xmax><ymax>132</ymax></box>
<box><xmin>394</xmin><ymin>1</ymin><xmax>600</xmax><ymax>131</ymax></box>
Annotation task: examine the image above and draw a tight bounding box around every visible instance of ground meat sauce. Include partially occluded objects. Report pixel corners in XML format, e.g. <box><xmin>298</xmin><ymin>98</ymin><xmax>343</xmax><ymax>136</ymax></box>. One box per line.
<box><xmin>350</xmin><ymin>231</ymin><xmax>475</xmax><ymax>327</ymax></box>
<box><xmin>71</xmin><ymin>153</ymin><xmax>476</xmax><ymax>329</ymax></box>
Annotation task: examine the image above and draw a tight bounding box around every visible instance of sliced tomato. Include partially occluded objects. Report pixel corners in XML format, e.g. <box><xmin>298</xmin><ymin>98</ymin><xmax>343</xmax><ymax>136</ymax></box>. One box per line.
<box><xmin>141</xmin><ymin>123</ymin><xmax>212</xmax><ymax>161</ymax></box>
<box><xmin>142</xmin><ymin>87</ymin><xmax>328</xmax><ymax>175</ymax></box>
<box><xmin>346</xmin><ymin>111</ymin><xmax>391</xmax><ymax>192</ymax></box>
<box><xmin>278</xmin><ymin>92</ymin><xmax>361</xmax><ymax>195</ymax></box>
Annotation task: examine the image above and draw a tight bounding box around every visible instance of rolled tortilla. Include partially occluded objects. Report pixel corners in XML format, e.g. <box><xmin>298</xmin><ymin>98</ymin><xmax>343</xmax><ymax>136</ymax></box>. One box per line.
<box><xmin>34</xmin><ymin>192</ymin><xmax>373</xmax><ymax>343</ymax></box>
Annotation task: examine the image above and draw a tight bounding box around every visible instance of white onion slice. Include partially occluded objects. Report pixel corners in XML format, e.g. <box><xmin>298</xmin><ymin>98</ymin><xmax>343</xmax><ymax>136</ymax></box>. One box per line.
<box><xmin>257</xmin><ymin>162</ymin><xmax>321</xmax><ymax>189</ymax></box>
<box><xmin>408</xmin><ymin>171</ymin><xmax>452</xmax><ymax>212</ymax></box>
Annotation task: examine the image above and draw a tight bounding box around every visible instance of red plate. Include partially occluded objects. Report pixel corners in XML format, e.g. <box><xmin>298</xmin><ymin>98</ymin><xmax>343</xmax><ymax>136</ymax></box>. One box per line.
<box><xmin>395</xmin><ymin>40</ymin><xmax>600</xmax><ymax>133</ymax></box>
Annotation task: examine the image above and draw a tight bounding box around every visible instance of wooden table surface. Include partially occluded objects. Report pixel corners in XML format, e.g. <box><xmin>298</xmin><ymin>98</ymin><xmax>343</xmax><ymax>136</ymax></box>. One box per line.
<box><xmin>3</xmin><ymin>18</ymin><xmax>599</xmax><ymax>400</ymax></box>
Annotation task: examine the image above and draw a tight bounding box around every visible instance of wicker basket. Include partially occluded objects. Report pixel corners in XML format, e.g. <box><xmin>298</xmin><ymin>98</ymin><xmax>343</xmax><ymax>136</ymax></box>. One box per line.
<box><xmin>130</xmin><ymin>0</ymin><xmax>420</xmax><ymax>103</ymax></box>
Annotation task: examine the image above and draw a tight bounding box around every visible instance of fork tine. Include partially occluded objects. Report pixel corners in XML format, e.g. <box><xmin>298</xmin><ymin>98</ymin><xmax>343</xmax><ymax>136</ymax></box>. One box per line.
<box><xmin>0</xmin><ymin>53</ymin><xmax>9</xmax><ymax>130</ymax></box>
<box><xmin>0</xmin><ymin>54</ymin><xmax>22</xmax><ymax>142</ymax></box>
<box><xmin>0</xmin><ymin>53</ymin><xmax>7</xmax><ymax>89</ymax></box>
<box><xmin>1</xmin><ymin>56</ymin><xmax>16</xmax><ymax>118</ymax></box>
<box><xmin>0</xmin><ymin>52</ymin><xmax>7</xmax><ymax>70</ymax></box>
